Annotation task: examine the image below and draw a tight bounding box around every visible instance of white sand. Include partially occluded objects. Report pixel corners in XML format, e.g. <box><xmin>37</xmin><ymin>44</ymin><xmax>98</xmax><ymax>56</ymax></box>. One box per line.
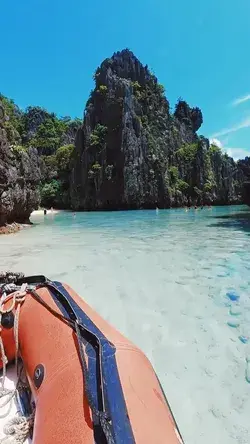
<box><xmin>0</xmin><ymin>208</ymin><xmax>250</xmax><ymax>443</ymax></box>
<box><xmin>31</xmin><ymin>208</ymin><xmax>61</xmax><ymax>216</ymax></box>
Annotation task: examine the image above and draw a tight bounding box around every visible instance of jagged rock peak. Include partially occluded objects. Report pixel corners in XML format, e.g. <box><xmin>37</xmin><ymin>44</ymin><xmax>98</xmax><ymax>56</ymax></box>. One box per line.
<box><xmin>70</xmin><ymin>49</ymin><xmax>244</xmax><ymax>211</ymax></box>
<box><xmin>174</xmin><ymin>99</ymin><xmax>203</xmax><ymax>132</ymax></box>
<box><xmin>95</xmin><ymin>48</ymin><xmax>155</xmax><ymax>86</ymax></box>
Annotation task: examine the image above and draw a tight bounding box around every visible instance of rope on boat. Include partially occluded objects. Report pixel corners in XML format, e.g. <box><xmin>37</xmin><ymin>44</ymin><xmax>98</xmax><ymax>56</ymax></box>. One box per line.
<box><xmin>0</xmin><ymin>273</ymin><xmax>34</xmax><ymax>444</ymax></box>
<box><xmin>0</xmin><ymin>273</ymin><xmax>25</xmax><ymax>286</ymax></box>
<box><xmin>0</xmin><ymin>414</ymin><xmax>34</xmax><ymax>444</ymax></box>
<box><xmin>0</xmin><ymin>273</ymin><xmax>122</xmax><ymax>443</ymax></box>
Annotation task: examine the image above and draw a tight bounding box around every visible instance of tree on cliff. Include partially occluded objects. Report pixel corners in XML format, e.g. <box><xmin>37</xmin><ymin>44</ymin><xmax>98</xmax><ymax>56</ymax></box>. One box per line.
<box><xmin>0</xmin><ymin>95</ymin><xmax>81</xmax><ymax>211</ymax></box>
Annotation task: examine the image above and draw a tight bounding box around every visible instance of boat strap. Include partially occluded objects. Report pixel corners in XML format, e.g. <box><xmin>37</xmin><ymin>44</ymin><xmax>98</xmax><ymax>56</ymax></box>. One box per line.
<box><xmin>27</xmin><ymin>279</ymin><xmax>135</xmax><ymax>444</ymax></box>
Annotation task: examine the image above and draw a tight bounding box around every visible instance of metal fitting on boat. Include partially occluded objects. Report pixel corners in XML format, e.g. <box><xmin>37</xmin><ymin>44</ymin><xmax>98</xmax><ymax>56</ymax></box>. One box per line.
<box><xmin>33</xmin><ymin>364</ymin><xmax>45</xmax><ymax>388</ymax></box>
<box><xmin>1</xmin><ymin>311</ymin><xmax>14</xmax><ymax>329</ymax></box>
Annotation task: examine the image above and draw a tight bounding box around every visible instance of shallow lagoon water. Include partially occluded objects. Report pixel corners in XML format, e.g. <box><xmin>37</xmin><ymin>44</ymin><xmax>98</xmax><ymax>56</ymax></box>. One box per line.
<box><xmin>1</xmin><ymin>205</ymin><xmax>250</xmax><ymax>443</ymax></box>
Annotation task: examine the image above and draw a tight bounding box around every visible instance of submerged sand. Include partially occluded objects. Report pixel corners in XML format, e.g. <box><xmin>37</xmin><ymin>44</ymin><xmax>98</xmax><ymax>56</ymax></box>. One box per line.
<box><xmin>0</xmin><ymin>207</ymin><xmax>250</xmax><ymax>443</ymax></box>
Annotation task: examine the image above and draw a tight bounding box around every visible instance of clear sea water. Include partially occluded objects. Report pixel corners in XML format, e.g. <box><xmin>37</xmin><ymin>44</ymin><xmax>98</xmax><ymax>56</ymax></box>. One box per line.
<box><xmin>1</xmin><ymin>205</ymin><xmax>250</xmax><ymax>443</ymax></box>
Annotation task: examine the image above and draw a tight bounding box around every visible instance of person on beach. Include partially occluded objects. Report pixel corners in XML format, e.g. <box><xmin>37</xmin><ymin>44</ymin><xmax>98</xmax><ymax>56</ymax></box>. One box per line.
<box><xmin>44</xmin><ymin>209</ymin><xmax>47</xmax><ymax>215</ymax></box>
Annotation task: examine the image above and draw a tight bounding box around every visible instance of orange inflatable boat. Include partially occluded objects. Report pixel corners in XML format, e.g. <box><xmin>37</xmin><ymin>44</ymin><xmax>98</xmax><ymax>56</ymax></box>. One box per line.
<box><xmin>0</xmin><ymin>275</ymin><xmax>184</xmax><ymax>444</ymax></box>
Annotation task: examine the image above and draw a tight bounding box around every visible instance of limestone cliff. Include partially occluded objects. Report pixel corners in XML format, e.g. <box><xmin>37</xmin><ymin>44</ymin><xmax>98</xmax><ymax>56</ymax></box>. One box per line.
<box><xmin>0</xmin><ymin>49</ymin><xmax>247</xmax><ymax>223</ymax></box>
<box><xmin>0</xmin><ymin>95</ymin><xmax>82</xmax><ymax>222</ymax></box>
<box><xmin>237</xmin><ymin>157</ymin><xmax>250</xmax><ymax>206</ymax></box>
<box><xmin>0</xmin><ymin>124</ymin><xmax>42</xmax><ymax>225</ymax></box>
<box><xmin>71</xmin><ymin>49</ymin><xmax>242</xmax><ymax>210</ymax></box>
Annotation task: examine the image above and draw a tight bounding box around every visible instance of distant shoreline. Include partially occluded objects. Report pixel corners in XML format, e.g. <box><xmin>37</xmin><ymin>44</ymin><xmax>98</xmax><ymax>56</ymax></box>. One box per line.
<box><xmin>0</xmin><ymin>222</ymin><xmax>21</xmax><ymax>235</ymax></box>
<box><xmin>55</xmin><ymin>202</ymin><xmax>245</xmax><ymax>212</ymax></box>
<box><xmin>0</xmin><ymin>210</ymin><xmax>63</xmax><ymax>235</ymax></box>
<box><xmin>32</xmin><ymin>203</ymin><xmax>247</xmax><ymax>215</ymax></box>
<box><xmin>0</xmin><ymin>204</ymin><xmax>247</xmax><ymax>236</ymax></box>
<box><xmin>0</xmin><ymin>222</ymin><xmax>32</xmax><ymax>235</ymax></box>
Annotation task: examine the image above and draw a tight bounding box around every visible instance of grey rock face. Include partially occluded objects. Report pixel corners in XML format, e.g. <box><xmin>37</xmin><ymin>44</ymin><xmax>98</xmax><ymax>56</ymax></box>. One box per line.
<box><xmin>23</xmin><ymin>107</ymin><xmax>50</xmax><ymax>142</ymax></box>
<box><xmin>237</xmin><ymin>157</ymin><xmax>250</xmax><ymax>205</ymax></box>
<box><xmin>71</xmin><ymin>49</ymin><xmax>243</xmax><ymax>210</ymax></box>
<box><xmin>0</xmin><ymin>128</ymin><xmax>42</xmax><ymax>225</ymax></box>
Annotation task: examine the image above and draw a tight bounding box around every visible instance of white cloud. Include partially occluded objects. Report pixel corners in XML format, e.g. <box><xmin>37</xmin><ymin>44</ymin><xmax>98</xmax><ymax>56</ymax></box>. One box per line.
<box><xmin>209</xmin><ymin>138</ymin><xmax>223</xmax><ymax>148</ymax></box>
<box><xmin>211</xmin><ymin>117</ymin><xmax>250</xmax><ymax>138</ymax></box>
<box><xmin>209</xmin><ymin>138</ymin><xmax>250</xmax><ymax>160</ymax></box>
<box><xmin>232</xmin><ymin>94</ymin><xmax>250</xmax><ymax>107</ymax></box>
<box><xmin>225</xmin><ymin>147</ymin><xmax>250</xmax><ymax>160</ymax></box>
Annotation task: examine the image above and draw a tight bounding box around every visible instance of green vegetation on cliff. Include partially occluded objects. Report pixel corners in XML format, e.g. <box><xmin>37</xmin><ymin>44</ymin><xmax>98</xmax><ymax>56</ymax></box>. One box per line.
<box><xmin>40</xmin><ymin>144</ymin><xmax>74</xmax><ymax>207</ymax></box>
<box><xmin>0</xmin><ymin>49</ymin><xmax>247</xmax><ymax>216</ymax></box>
<box><xmin>0</xmin><ymin>96</ymin><xmax>81</xmax><ymax>153</ymax></box>
<box><xmin>0</xmin><ymin>94</ymin><xmax>81</xmax><ymax>208</ymax></box>
<box><xmin>71</xmin><ymin>49</ymin><xmax>242</xmax><ymax>210</ymax></box>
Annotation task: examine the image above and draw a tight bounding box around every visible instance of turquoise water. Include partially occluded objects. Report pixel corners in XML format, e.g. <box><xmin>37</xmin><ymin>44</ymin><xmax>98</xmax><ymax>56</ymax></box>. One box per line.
<box><xmin>1</xmin><ymin>205</ymin><xmax>250</xmax><ymax>443</ymax></box>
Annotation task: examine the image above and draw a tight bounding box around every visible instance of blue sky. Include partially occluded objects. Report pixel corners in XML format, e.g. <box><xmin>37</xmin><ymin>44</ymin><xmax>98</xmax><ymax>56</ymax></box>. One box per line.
<box><xmin>1</xmin><ymin>0</ymin><xmax>250</xmax><ymax>159</ymax></box>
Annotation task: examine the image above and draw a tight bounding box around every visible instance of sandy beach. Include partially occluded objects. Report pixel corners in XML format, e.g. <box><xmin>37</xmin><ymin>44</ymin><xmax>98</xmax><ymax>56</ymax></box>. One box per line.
<box><xmin>31</xmin><ymin>209</ymin><xmax>62</xmax><ymax>216</ymax></box>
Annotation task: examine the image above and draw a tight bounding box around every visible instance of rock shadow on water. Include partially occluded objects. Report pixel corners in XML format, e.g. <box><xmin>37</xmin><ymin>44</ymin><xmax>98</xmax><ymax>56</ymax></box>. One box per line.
<box><xmin>208</xmin><ymin>211</ymin><xmax>250</xmax><ymax>235</ymax></box>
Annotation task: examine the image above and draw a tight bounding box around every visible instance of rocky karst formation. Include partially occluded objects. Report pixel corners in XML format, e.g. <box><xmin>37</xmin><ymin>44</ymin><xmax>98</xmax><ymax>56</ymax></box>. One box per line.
<box><xmin>0</xmin><ymin>95</ymin><xmax>82</xmax><ymax>225</ymax></box>
<box><xmin>71</xmin><ymin>49</ymin><xmax>243</xmax><ymax>210</ymax></box>
<box><xmin>237</xmin><ymin>157</ymin><xmax>250</xmax><ymax>206</ymax></box>
<box><xmin>0</xmin><ymin>49</ymin><xmax>248</xmax><ymax>227</ymax></box>
<box><xmin>0</xmin><ymin>113</ymin><xmax>42</xmax><ymax>225</ymax></box>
